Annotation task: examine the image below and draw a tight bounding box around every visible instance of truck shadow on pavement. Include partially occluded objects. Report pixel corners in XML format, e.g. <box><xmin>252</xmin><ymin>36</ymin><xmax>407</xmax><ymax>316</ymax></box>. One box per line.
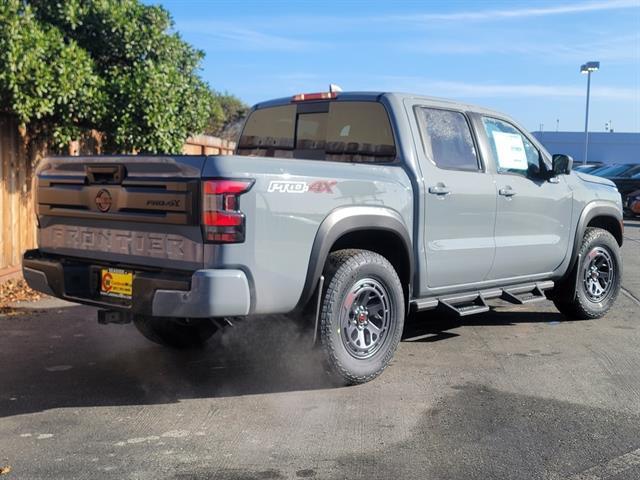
<box><xmin>403</xmin><ymin>307</ymin><xmax>572</xmax><ymax>342</ymax></box>
<box><xmin>188</xmin><ymin>383</ymin><xmax>640</xmax><ymax>480</ymax></box>
<box><xmin>0</xmin><ymin>305</ymin><xmax>571</xmax><ymax>419</ymax></box>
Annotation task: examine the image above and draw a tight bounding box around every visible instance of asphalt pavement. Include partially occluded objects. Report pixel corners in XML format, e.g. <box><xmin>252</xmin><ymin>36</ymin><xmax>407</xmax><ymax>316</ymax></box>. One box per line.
<box><xmin>0</xmin><ymin>221</ymin><xmax>639</xmax><ymax>480</ymax></box>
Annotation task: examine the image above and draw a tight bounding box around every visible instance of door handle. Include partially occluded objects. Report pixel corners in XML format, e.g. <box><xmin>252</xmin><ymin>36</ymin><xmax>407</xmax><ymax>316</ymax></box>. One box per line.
<box><xmin>428</xmin><ymin>184</ymin><xmax>451</xmax><ymax>195</ymax></box>
<box><xmin>499</xmin><ymin>187</ymin><xmax>517</xmax><ymax>197</ymax></box>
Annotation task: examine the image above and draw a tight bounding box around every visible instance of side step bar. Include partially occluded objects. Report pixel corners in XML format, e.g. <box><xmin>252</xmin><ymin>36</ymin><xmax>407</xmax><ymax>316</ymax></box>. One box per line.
<box><xmin>501</xmin><ymin>285</ymin><xmax>547</xmax><ymax>305</ymax></box>
<box><xmin>440</xmin><ymin>294</ymin><xmax>489</xmax><ymax>317</ymax></box>
<box><xmin>410</xmin><ymin>281</ymin><xmax>553</xmax><ymax>317</ymax></box>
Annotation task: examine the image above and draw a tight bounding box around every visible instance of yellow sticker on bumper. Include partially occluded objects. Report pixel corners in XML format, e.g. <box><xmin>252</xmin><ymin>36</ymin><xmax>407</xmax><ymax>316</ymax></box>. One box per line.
<box><xmin>100</xmin><ymin>269</ymin><xmax>133</xmax><ymax>299</ymax></box>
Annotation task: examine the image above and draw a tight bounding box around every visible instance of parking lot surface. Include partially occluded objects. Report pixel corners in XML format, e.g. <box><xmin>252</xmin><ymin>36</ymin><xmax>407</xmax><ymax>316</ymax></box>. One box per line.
<box><xmin>1</xmin><ymin>220</ymin><xmax>639</xmax><ymax>480</ymax></box>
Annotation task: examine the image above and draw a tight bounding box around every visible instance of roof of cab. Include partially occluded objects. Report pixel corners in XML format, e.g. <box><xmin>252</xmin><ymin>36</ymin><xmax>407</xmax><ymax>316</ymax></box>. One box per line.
<box><xmin>253</xmin><ymin>91</ymin><xmax>505</xmax><ymax>118</ymax></box>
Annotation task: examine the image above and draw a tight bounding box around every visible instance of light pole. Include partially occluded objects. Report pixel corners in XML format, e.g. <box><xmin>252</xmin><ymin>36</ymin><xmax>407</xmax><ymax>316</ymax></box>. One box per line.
<box><xmin>580</xmin><ymin>61</ymin><xmax>599</xmax><ymax>165</ymax></box>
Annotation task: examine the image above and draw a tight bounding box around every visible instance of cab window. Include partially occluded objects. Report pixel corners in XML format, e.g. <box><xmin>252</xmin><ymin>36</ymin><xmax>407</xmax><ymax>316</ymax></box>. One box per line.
<box><xmin>237</xmin><ymin>101</ymin><xmax>396</xmax><ymax>163</ymax></box>
<box><xmin>237</xmin><ymin>104</ymin><xmax>296</xmax><ymax>157</ymax></box>
<box><xmin>481</xmin><ymin>117</ymin><xmax>544</xmax><ymax>178</ymax></box>
<box><xmin>416</xmin><ymin>108</ymin><xmax>480</xmax><ymax>171</ymax></box>
<box><xmin>324</xmin><ymin>102</ymin><xmax>396</xmax><ymax>162</ymax></box>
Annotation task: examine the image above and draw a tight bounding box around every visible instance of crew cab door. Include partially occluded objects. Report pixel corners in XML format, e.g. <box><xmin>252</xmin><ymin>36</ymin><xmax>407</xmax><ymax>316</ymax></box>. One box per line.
<box><xmin>477</xmin><ymin>116</ymin><xmax>573</xmax><ymax>280</ymax></box>
<box><xmin>412</xmin><ymin>107</ymin><xmax>496</xmax><ymax>289</ymax></box>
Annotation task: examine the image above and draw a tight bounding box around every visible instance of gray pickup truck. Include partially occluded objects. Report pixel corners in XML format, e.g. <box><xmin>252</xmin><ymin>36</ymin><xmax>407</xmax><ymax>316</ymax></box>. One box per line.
<box><xmin>23</xmin><ymin>91</ymin><xmax>624</xmax><ymax>384</ymax></box>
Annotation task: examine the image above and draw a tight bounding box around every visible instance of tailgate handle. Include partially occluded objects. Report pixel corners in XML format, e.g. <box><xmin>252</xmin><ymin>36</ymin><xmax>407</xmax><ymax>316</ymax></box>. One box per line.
<box><xmin>86</xmin><ymin>165</ymin><xmax>126</xmax><ymax>184</ymax></box>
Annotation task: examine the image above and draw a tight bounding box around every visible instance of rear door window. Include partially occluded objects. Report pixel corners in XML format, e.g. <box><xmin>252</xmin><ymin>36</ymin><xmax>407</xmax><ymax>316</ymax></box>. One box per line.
<box><xmin>416</xmin><ymin>108</ymin><xmax>480</xmax><ymax>171</ymax></box>
<box><xmin>238</xmin><ymin>101</ymin><xmax>396</xmax><ymax>162</ymax></box>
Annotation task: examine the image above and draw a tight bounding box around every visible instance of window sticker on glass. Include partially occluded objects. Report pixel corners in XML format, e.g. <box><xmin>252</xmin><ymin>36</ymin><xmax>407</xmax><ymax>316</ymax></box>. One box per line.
<box><xmin>492</xmin><ymin>131</ymin><xmax>528</xmax><ymax>170</ymax></box>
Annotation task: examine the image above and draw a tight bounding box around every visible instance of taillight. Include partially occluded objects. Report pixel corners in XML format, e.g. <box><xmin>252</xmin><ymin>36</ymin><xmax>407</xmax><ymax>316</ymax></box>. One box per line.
<box><xmin>202</xmin><ymin>179</ymin><xmax>254</xmax><ymax>243</ymax></box>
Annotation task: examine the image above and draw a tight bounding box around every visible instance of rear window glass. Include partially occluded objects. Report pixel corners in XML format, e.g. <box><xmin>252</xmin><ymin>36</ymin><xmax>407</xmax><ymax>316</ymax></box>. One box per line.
<box><xmin>237</xmin><ymin>101</ymin><xmax>396</xmax><ymax>163</ymax></box>
<box><xmin>237</xmin><ymin>105</ymin><xmax>296</xmax><ymax>155</ymax></box>
<box><xmin>297</xmin><ymin>113</ymin><xmax>327</xmax><ymax>153</ymax></box>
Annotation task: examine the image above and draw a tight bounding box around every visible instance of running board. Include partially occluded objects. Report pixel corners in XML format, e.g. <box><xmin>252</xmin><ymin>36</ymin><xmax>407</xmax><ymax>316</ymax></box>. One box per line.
<box><xmin>410</xmin><ymin>280</ymin><xmax>554</xmax><ymax>316</ymax></box>
<box><xmin>439</xmin><ymin>294</ymin><xmax>489</xmax><ymax>317</ymax></box>
<box><xmin>501</xmin><ymin>285</ymin><xmax>547</xmax><ymax>305</ymax></box>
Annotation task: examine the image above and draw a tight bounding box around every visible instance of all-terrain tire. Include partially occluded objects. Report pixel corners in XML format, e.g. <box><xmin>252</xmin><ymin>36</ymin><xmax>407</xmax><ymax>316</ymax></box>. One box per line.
<box><xmin>551</xmin><ymin>227</ymin><xmax>622</xmax><ymax>319</ymax></box>
<box><xmin>133</xmin><ymin>316</ymin><xmax>217</xmax><ymax>349</ymax></box>
<box><xmin>319</xmin><ymin>249</ymin><xmax>405</xmax><ymax>385</ymax></box>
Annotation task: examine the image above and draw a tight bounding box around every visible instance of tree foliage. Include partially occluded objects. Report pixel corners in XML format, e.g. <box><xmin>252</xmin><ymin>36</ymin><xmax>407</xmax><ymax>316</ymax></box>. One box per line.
<box><xmin>206</xmin><ymin>92</ymin><xmax>249</xmax><ymax>139</ymax></box>
<box><xmin>0</xmin><ymin>0</ymin><xmax>216</xmax><ymax>153</ymax></box>
<box><xmin>0</xmin><ymin>0</ymin><xmax>104</xmax><ymax>149</ymax></box>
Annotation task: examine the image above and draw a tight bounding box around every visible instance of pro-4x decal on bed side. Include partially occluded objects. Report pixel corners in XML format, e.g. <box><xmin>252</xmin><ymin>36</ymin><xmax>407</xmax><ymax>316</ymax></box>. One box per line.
<box><xmin>267</xmin><ymin>180</ymin><xmax>337</xmax><ymax>194</ymax></box>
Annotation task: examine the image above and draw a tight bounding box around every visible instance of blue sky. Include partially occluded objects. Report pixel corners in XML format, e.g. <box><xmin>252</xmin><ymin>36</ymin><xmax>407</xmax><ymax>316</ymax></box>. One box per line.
<box><xmin>155</xmin><ymin>0</ymin><xmax>639</xmax><ymax>132</ymax></box>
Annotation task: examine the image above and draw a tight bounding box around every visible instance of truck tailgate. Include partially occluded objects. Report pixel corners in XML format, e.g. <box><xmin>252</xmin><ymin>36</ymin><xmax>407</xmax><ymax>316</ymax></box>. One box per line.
<box><xmin>35</xmin><ymin>156</ymin><xmax>205</xmax><ymax>271</ymax></box>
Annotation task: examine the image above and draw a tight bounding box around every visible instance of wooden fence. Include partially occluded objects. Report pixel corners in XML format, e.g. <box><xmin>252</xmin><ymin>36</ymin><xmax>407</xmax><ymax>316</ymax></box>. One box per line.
<box><xmin>0</xmin><ymin>115</ymin><xmax>236</xmax><ymax>279</ymax></box>
<box><xmin>183</xmin><ymin>134</ymin><xmax>235</xmax><ymax>155</ymax></box>
<box><xmin>0</xmin><ymin>116</ymin><xmax>36</xmax><ymax>279</ymax></box>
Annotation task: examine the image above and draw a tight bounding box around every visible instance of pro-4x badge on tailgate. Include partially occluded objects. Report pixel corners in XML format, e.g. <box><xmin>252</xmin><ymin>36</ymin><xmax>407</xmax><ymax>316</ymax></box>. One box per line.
<box><xmin>268</xmin><ymin>180</ymin><xmax>337</xmax><ymax>194</ymax></box>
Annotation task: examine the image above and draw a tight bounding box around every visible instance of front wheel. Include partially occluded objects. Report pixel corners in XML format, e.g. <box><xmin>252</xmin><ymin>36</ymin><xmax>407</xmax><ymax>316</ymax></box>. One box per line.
<box><xmin>319</xmin><ymin>249</ymin><xmax>405</xmax><ymax>385</ymax></box>
<box><xmin>551</xmin><ymin>227</ymin><xmax>622</xmax><ymax>319</ymax></box>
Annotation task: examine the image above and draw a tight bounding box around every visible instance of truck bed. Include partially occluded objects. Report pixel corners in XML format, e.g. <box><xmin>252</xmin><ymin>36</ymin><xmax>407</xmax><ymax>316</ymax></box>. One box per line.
<box><xmin>31</xmin><ymin>153</ymin><xmax>413</xmax><ymax>315</ymax></box>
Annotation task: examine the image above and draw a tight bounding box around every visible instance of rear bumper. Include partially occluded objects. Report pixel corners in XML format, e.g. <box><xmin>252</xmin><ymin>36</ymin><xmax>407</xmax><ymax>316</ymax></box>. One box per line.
<box><xmin>22</xmin><ymin>250</ymin><xmax>251</xmax><ymax>318</ymax></box>
<box><xmin>151</xmin><ymin>270</ymin><xmax>250</xmax><ymax>317</ymax></box>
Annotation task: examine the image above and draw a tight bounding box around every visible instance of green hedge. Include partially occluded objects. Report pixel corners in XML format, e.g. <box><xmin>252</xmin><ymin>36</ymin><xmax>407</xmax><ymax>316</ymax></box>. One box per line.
<box><xmin>0</xmin><ymin>0</ymin><xmax>220</xmax><ymax>154</ymax></box>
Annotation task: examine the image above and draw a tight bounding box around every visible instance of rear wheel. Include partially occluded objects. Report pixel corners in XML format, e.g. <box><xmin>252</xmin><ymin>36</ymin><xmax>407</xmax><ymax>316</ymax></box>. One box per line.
<box><xmin>319</xmin><ymin>249</ymin><xmax>405</xmax><ymax>385</ymax></box>
<box><xmin>133</xmin><ymin>316</ymin><xmax>217</xmax><ymax>349</ymax></box>
<box><xmin>551</xmin><ymin>227</ymin><xmax>622</xmax><ymax>319</ymax></box>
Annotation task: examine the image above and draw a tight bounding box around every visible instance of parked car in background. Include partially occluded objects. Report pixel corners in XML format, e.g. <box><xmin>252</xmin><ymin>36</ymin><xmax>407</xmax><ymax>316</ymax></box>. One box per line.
<box><xmin>610</xmin><ymin>171</ymin><xmax>640</xmax><ymax>212</ymax></box>
<box><xmin>627</xmin><ymin>189</ymin><xmax>640</xmax><ymax>217</ymax></box>
<box><xmin>587</xmin><ymin>164</ymin><xmax>620</xmax><ymax>176</ymax></box>
<box><xmin>609</xmin><ymin>164</ymin><xmax>640</xmax><ymax>178</ymax></box>
<box><xmin>574</xmin><ymin>162</ymin><xmax>604</xmax><ymax>174</ymax></box>
<box><xmin>591</xmin><ymin>163</ymin><xmax>640</xmax><ymax>178</ymax></box>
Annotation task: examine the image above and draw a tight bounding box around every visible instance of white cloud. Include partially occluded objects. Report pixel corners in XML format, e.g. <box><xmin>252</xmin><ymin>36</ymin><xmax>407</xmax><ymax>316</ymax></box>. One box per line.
<box><xmin>369</xmin><ymin>77</ymin><xmax>639</xmax><ymax>101</ymax></box>
<box><xmin>175</xmin><ymin>1</ymin><xmax>639</xmax><ymax>53</ymax></box>
<box><xmin>388</xmin><ymin>0</ymin><xmax>639</xmax><ymax>23</ymax></box>
<box><xmin>176</xmin><ymin>21</ymin><xmax>323</xmax><ymax>51</ymax></box>
<box><xmin>401</xmin><ymin>33</ymin><xmax>640</xmax><ymax>63</ymax></box>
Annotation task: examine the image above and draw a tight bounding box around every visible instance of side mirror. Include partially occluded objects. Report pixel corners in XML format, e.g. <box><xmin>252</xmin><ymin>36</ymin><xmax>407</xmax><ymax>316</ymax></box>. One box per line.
<box><xmin>552</xmin><ymin>154</ymin><xmax>573</xmax><ymax>176</ymax></box>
